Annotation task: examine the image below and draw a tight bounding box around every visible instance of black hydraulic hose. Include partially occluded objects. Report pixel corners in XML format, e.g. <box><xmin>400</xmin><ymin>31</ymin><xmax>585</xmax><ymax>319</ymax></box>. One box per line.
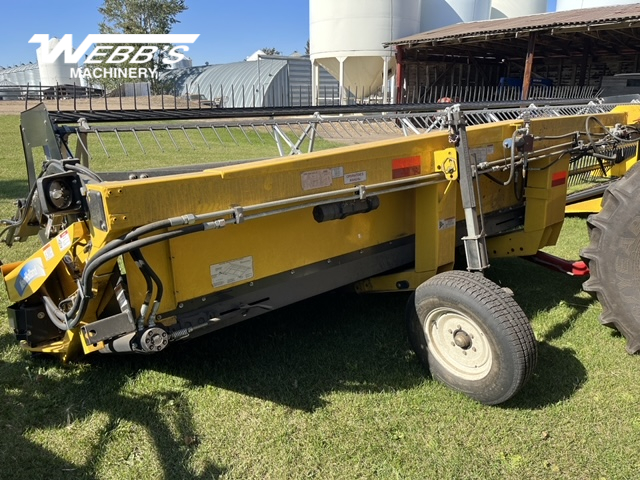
<box><xmin>61</xmin><ymin>223</ymin><xmax>206</xmax><ymax>330</ymax></box>
<box><xmin>585</xmin><ymin>116</ymin><xmax>640</xmax><ymax>146</ymax></box>
<box><xmin>505</xmin><ymin>130</ymin><xmax>517</xmax><ymax>186</ymax></box>
<box><xmin>80</xmin><ymin>225</ymin><xmax>202</xmax><ymax>298</ymax></box>
<box><xmin>131</xmin><ymin>249</ymin><xmax>154</xmax><ymax>312</ymax></box>
<box><xmin>586</xmin><ymin>116</ymin><xmax>606</xmax><ymax>148</ymax></box>
<box><xmin>60</xmin><ymin>221</ymin><xmax>177</xmax><ymax>322</ymax></box>
<box><xmin>42</xmin><ymin>294</ymin><xmax>71</xmax><ymax>331</ymax></box>
<box><xmin>66</xmin><ymin>163</ymin><xmax>104</xmax><ymax>183</ymax></box>
<box><xmin>137</xmin><ymin>248</ymin><xmax>164</xmax><ymax>303</ymax></box>
<box><xmin>81</xmin><ymin>217</ymin><xmax>182</xmax><ymax>273</ymax></box>
<box><xmin>61</xmin><ymin>215</ymin><xmax>199</xmax><ymax>323</ymax></box>
<box><xmin>130</xmin><ymin>248</ymin><xmax>165</xmax><ymax>327</ymax></box>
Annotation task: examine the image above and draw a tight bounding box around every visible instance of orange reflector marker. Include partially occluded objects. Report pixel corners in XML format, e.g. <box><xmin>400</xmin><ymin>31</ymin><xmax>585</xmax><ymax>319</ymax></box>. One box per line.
<box><xmin>392</xmin><ymin>156</ymin><xmax>421</xmax><ymax>179</ymax></box>
<box><xmin>551</xmin><ymin>171</ymin><xmax>568</xmax><ymax>187</ymax></box>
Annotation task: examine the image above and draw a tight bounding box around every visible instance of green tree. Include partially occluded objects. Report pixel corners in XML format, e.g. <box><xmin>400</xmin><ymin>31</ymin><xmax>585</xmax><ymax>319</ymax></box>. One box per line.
<box><xmin>90</xmin><ymin>0</ymin><xmax>187</xmax><ymax>93</ymax></box>
<box><xmin>262</xmin><ymin>47</ymin><xmax>281</xmax><ymax>56</ymax></box>
<box><xmin>98</xmin><ymin>0</ymin><xmax>187</xmax><ymax>35</ymax></box>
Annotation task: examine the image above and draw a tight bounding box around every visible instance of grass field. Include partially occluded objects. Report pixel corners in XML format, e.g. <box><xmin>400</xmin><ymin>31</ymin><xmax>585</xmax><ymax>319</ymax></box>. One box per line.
<box><xmin>1</xmin><ymin>113</ymin><xmax>639</xmax><ymax>479</ymax></box>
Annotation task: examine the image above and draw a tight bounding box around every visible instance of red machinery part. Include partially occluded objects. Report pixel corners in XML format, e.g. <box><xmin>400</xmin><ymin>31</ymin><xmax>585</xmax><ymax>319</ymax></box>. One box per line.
<box><xmin>524</xmin><ymin>251</ymin><xmax>589</xmax><ymax>276</ymax></box>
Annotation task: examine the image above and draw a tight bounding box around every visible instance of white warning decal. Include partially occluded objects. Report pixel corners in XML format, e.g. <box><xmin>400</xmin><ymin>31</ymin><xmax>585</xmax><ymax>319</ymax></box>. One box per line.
<box><xmin>301</xmin><ymin>169</ymin><xmax>332</xmax><ymax>191</ymax></box>
<box><xmin>344</xmin><ymin>171</ymin><xmax>367</xmax><ymax>184</ymax></box>
<box><xmin>43</xmin><ymin>244</ymin><xmax>54</xmax><ymax>261</ymax></box>
<box><xmin>210</xmin><ymin>256</ymin><xmax>254</xmax><ymax>288</ymax></box>
<box><xmin>57</xmin><ymin>229</ymin><xmax>71</xmax><ymax>251</ymax></box>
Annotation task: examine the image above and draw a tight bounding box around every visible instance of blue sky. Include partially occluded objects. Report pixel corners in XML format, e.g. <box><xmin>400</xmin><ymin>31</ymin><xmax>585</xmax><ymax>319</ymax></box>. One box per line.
<box><xmin>0</xmin><ymin>1</ymin><xmax>310</xmax><ymax>68</ymax></box>
<box><xmin>1</xmin><ymin>0</ymin><xmax>557</xmax><ymax>69</ymax></box>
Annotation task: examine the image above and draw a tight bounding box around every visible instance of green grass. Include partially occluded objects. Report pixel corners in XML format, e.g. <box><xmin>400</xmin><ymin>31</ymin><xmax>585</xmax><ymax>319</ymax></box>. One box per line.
<box><xmin>1</xmin><ymin>114</ymin><xmax>640</xmax><ymax>479</ymax></box>
<box><xmin>68</xmin><ymin>121</ymin><xmax>332</xmax><ymax>172</ymax></box>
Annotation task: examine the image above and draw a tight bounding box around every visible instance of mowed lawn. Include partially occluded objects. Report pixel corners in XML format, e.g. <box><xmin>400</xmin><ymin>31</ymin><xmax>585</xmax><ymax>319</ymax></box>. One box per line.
<box><xmin>0</xmin><ymin>113</ymin><xmax>639</xmax><ymax>479</ymax></box>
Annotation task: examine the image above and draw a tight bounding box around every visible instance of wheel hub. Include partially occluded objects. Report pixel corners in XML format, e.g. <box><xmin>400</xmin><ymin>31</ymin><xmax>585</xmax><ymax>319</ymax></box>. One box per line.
<box><xmin>453</xmin><ymin>329</ymin><xmax>472</xmax><ymax>349</ymax></box>
<box><xmin>424</xmin><ymin>307</ymin><xmax>492</xmax><ymax>380</ymax></box>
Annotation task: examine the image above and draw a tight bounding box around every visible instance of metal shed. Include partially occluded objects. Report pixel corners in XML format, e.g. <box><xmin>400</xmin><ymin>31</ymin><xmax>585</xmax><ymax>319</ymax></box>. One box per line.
<box><xmin>386</xmin><ymin>4</ymin><xmax>640</xmax><ymax>102</ymax></box>
<box><xmin>0</xmin><ymin>79</ymin><xmax>20</xmax><ymax>100</ymax></box>
<box><xmin>160</xmin><ymin>56</ymin><xmax>339</xmax><ymax>108</ymax></box>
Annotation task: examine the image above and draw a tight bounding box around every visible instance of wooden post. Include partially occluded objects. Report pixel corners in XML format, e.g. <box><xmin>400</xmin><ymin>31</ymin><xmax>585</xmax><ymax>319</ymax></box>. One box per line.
<box><xmin>396</xmin><ymin>45</ymin><xmax>405</xmax><ymax>104</ymax></box>
<box><xmin>522</xmin><ymin>33</ymin><xmax>537</xmax><ymax>101</ymax></box>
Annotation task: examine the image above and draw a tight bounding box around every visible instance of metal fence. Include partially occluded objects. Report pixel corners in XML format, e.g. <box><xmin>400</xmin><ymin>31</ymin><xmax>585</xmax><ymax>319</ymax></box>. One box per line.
<box><xmin>1</xmin><ymin>81</ymin><xmax>603</xmax><ymax>112</ymax></box>
<box><xmin>405</xmin><ymin>84</ymin><xmax>600</xmax><ymax>104</ymax></box>
<box><xmin>64</xmin><ymin>101</ymin><xmax>627</xmax><ymax>162</ymax></box>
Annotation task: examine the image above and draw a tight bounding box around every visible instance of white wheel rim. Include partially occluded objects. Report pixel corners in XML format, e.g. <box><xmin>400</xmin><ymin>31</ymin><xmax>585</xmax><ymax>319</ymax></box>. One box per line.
<box><xmin>424</xmin><ymin>307</ymin><xmax>493</xmax><ymax>380</ymax></box>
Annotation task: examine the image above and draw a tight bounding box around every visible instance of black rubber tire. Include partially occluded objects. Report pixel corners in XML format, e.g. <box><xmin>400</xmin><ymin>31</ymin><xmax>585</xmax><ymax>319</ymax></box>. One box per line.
<box><xmin>406</xmin><ymin>292</ymin><xmax>429</xmax><ymax>368</ymax></box>
<box><xmin>406</xmin><ymin>271</ymin><xmax>537</xmax><ymax>405</ymax></box>
<box><xmin>582</xmin><ymin>163</ymin><xmax>640</xmax><ymax>354</ymax></box>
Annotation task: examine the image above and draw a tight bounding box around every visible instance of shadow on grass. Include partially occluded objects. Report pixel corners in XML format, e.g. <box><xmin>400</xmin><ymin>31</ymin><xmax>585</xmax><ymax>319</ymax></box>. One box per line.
<box><xmin>0</xmin><ymin>291</ymin><xmax>417</xmax><ymax>479</ymax></box>
<box><xmin>486</xmin><ymin>257</ymin><xmax>595</xmax><ymax>409</ymax></box>
<box><xmin>0</xmin><ymin>333</ymin><xmax>227</xmax><ymax>479</ymax></box>
<box><xmin>0</xmin><ymin>260</ymin><xmax>596</xmax><ymax>476</ymax></box>
<box><xmin>0</xmin><ymin>179</ymin><xmax>29</xmax><ymax>200</ymax></box>
<box><xmin>150</xmin><ymin>291</ymin><xmax>421</xmax><ymax>412</ymax></box>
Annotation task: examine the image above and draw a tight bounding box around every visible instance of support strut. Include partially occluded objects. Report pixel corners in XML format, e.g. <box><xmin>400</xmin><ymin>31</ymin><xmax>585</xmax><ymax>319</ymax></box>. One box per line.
<box><xmin>446</xmin><ymin>105</ymin><xmax>490</xmax><ymax>272</ymax></box>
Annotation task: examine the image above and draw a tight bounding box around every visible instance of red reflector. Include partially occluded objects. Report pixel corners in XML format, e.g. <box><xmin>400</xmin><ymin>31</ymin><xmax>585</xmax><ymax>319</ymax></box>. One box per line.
<box><xmin>551</xmin><ymin>171</ymin><xmax>568</xmax><ymax>187</ymax></box>
<box><xmin>525</xmin><ymin>251</ymin><xmax>590</xmax><ymax>276</ymax></box>
<box><xmin>392</xmin><ymin>156</ymin><xmax>421</xmax><ymax>179</ymax></box>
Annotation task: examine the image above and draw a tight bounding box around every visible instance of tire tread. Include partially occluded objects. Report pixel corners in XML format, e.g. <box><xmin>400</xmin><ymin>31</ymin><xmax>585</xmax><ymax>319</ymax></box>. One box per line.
<box><xmin>412</xmin><ymin>271</ymin><xmax>537</xmax><ymax>404</ymax></box>
<box><xmin>581</xmin><ymin>164</ymin><xmax>640</xmax><ymax>354</ymax></box>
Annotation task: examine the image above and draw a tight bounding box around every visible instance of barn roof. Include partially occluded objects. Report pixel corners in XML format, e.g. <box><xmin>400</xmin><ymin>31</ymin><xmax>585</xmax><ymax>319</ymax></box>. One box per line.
<box><xmin>387</xmin><ymin>4</ymin><xmax>640</xmax><ymax>48</ymax></box>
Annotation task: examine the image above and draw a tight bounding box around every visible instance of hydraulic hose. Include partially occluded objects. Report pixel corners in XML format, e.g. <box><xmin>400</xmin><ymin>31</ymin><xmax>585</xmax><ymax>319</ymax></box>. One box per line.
<box><xmin>60</xmin><ymin>216</ymin><xmax>192</xmax><ymax>322</ymax></box>
<box><xmin>130</xmin><ymin>248</ymin><xmax>164</xmax><ymax>329</ymax></box>
<box><xmin>42</xmin><ymin>294</ymin><xmax>71</xmax><ymax>331</ymax></box>
<box><xmin>131</xmin><ymin>249</ymin><xmax>154</xmax><ymax>328</ymax></box>
<box><xmin>60</xmin><ymin>223</ymin><xmax>207</xmax><ymax>330</ymax></box>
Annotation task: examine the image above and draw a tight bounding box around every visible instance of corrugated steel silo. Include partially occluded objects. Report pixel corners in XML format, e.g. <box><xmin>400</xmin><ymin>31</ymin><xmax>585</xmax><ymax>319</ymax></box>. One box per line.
<box><xmin>490</xmin><ymin>0</ymin><xmax>547</xmax><ymax>18</ymax></box>
<box><xmin>420</xmin><ymin>0</ymin><xmax>492</xmax><ymax>31</ymax></box>
<box><xmin>14</xmin><ymin>64</ymin><xmax>27</xmax><ymax>86</ymax></box>
<box><xmin>23</xmin><ymin>63</ymin><xmax>39</xmax><ymax>86</ymax></box>
<box><xmin>309</xmin><ymin>0</ymin><xmax>422</xmax><ymax>104</ymax></box>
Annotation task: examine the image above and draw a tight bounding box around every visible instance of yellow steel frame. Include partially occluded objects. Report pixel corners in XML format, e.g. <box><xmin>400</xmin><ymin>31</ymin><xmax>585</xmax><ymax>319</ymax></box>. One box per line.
<box><xmin>4</xmin><ymin>107</ymin><xmax>640</xmax><ymax>358</ymax></box>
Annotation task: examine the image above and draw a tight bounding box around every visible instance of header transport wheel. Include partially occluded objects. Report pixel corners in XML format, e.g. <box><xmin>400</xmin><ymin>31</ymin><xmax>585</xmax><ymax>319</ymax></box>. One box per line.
<box><xmin>582</xmin><ymin>163</ymin><xmax>640</xmax><ymax>354</ymax></box>
<box><xmin>407</xmin><ymin>271</ymin><xmax>537</xmax><ymax>405</ymax></box>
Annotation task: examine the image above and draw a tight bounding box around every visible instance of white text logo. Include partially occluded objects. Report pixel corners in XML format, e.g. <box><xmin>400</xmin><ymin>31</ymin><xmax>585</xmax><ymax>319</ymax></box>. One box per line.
<box><xmin>29</xmin><ymin>34</ymin><xmax>199</xmax><ymax>80</ymax></box>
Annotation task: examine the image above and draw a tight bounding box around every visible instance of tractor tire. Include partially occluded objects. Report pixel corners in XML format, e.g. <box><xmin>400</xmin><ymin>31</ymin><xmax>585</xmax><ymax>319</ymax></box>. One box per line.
<box><xmin>407</xmin><ymin>271</ymin><xmax>537</xmax><ymax>405</ymax></box>
<box><xmin>582</xmin><ymin>163</ymin><xmax>640</xmax><ymax>354</ymax></box>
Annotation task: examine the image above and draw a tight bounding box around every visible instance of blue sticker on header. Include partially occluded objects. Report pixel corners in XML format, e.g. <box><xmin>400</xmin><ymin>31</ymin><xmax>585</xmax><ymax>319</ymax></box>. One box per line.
<box><xmin>15</xmin><ymin>258</ymin><xmax>46</xmax><ymax>296</ymax></box>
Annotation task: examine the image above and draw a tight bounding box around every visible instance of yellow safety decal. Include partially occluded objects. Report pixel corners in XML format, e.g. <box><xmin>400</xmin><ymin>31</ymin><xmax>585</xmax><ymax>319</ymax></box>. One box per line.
<box><xmin>3</xmin><ymin>223</ymin><xmax>87</xmax><ymax>302</ymax></box>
